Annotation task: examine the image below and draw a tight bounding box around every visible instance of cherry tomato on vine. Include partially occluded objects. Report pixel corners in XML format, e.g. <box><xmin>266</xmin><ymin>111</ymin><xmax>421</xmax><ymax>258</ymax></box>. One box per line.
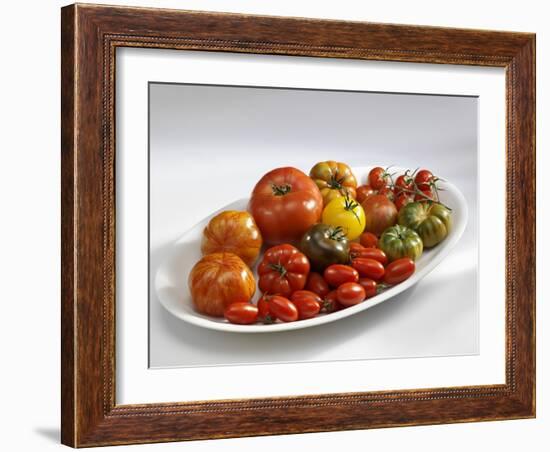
<box><xmin>305</xmin><ymin>272</ymin><xmax>330</xmax><ymax>298</ymax></box>
<box><xmin>324</xmin><ymin>264</ymin><xmax>359</xmax><ymax>288</ymax></box>
<box><xmin>383</xmin><ymin>258</ymin><xmax>415</xmax><ymax>285</ymax></box>
<box><xmin>368</xmin><ymin>167</ymin><xmax>392</xmax><ymax>190</ymax></box>
<box><xmin>394</xmin><ymin>171</ymin><xmax>415</xmax><ymax>194</ymax></box>
<box><xmin>336</xmin><ymin>282</ymin><xmax>366</xmax><ymax>307</ymax></box>
<box><xmin>358</xmin><ymin>278</ymin><xmax>378</xmax><ymax>299</ymax></box>
<box><xmin>359</xmin><ymin>232</ymin><xmax>379</xmax><ymax>248</ymax></box>
<box><xmin>268</xmin><ymin>295</ymin><xmax>299</xmax><ymax>322</ymax></box>
<box><xmin>414</xmin><ymin>169</ymin><xmax>434</xmax><ymax>190</ymax></box>
<box><xmin>290</xmin><ymin>290</ymin><xmax>322</xmax><ymax>320</ymax></box>
<box><xmin>351</xmin><ymin>258</ymin><xmax>385</xmax><ymax>281</ymax></box>
<box><xmin>224</xmin><ymin>302</ymin><xmax>259</xmax><ymax>325</ymax></box>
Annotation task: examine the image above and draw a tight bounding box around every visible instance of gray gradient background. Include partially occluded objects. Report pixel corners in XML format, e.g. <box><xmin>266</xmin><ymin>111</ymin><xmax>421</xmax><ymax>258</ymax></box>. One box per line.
<box><xmin>149</xmin><ymin>83</ymin><xmax>478</xmax><ymax>368</ymax></box>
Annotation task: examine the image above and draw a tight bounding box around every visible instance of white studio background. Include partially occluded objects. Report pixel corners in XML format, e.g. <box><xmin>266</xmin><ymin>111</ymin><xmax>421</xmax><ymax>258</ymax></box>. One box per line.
<box><xmin>148</xmin><ymin>83</ymin><xmax>479</xmax><ymax>368</ymax></box>
<box><xmin>0</xmin><ymin>1</ymin><xmax>547</xmax><ymax>452</ymax></box>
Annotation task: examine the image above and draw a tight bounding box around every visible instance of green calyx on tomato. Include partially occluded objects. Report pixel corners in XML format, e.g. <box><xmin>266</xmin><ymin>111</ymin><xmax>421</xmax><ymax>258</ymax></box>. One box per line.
<box><xmin>398</xmin><ymin>202</ymin><xmax>452</xmax><ymax>248</ymax></box>
<box><xmin>300</xmin><ymin>224</ymin><xmax>350</xmax><ymax>271</ymax></box>
<box><xmin>378</xmin><ymin>224</ymin><xmax>423</xmax><ymax>262</ymax></box>
<box><xmin>271</xmin><ymin>183</ymin><xmax>292</xmax><ymax>196</ymax></box>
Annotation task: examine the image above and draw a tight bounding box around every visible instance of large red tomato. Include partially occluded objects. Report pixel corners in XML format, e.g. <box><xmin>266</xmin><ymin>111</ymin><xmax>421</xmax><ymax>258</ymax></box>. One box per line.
<box><xmin>249</xmin><ymin>167</ymin><xmax>323</xmax><ymax>244</ymax></box>
<box><xmin>188</xmin><ymin>253</ymin><xmax>256</xmax><ymax>317</ymax></box>
<box><xmin>257</xmin><ymin>244</ymin><xmax>310</xmax><ymax>297</ymax></box>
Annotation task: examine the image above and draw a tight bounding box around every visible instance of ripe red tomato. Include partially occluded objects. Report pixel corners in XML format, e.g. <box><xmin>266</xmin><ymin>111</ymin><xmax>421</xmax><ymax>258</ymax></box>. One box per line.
<box><xmin>323</xmin><ymin>290</ymin><xmax>343</xmax><ymax>312</ymax></box>
<box><xmin>358</xmin><ymin>278</ymin><xmax>377</xmax><ymax>299</ymax></box>
<box><xmin>257</xmin><ymin>294</ymin><xmax>275</xmax><ymax>323</ymax></box>
<box><xmin>394</xmin><ymin>172</ymin><xmax>414</xmax><ymax>194</ymax></box>
<box><xmin>377</xmin><ymin>185</ymin><xmax>395</xmax><ymax>201</ymax></box>
<box><xmin>384</xmin><ymin>258</ymin><xmax>415</xmax><ymax>285</ymax></box>
<box><xmin>361</xmin><ymin>194</ymin><xmax>398</xmax><ymax>236</ymax></box>
<box><xmin>348</xmin><ymin>242</ymin><xmax>363</xmax><ymax>257</ymax></box>
<box><xmin>323</xmin><ymin>264</ymin><xmax>359</xmax><ymax>288</ymax></box>
<box><xmin>351</xmin><ymin>258</ymin><xmax>385</xmax><ymax>281</ymax></box>
<box><xmin>224</xmin><ymin>302</ymin><xmax>259</xmax><ymax>325</ymax></box>
<box><xmin>290</xmin><ymin>290</ymin><xmax>322</xmax><ymax>319</ymax></box>
<box><xmin>336</xmin><ymin>282</ymin><xmax>366</xmax><ymax>307</ymax></box>
<box><xmin>395</xmin><ymin>192</ymin><xmax>414</xmax><ymax>210</ymax></box>
<box><xmin>356</xmin><ymin>184</ymin><xmax>376</xmax><ymax>203</ymax></box>
<box><xmin>249</xmin><ymin>167</ymin><xmax>323</xmax><ymax>244</ymax></box>
<box><xmin>305</xmin><ymin>272</ymin><xmax>330</xmax><ymax>298</ymax></box>
<box><xmin>414</xmin><ymin>169</ymin><xmax>434</xmax><ymax>190</ymax></box>
<box><xmin>258</xmin><ymin>244</ymin><xmax>310</xmax><ymax>297</ymax></box>
<box><xmin>359</xmin><ymin>232</ymin><xmax>379</xmax><ymax>248</ymax></box>
<box><xmin>368</xmin><ymin>167</ymin><xmax>392</xmax><ymax>190</ymax></box>
<box><xmin>268</xmin><ymin>295</ymin><xmax>299</xmax><ymax>322</ymax></box>
<box><xmin>349</xmin><ymin>247</ymin><xmax>387</xmax><ymax>265</ymax></box>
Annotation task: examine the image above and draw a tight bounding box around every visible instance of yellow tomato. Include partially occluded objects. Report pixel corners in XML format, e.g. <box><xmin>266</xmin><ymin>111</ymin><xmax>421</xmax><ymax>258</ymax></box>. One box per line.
<box><xmin>321</xmin><ymin>196</ymin><xmax>366</xmax><ymax>241</ymax></box>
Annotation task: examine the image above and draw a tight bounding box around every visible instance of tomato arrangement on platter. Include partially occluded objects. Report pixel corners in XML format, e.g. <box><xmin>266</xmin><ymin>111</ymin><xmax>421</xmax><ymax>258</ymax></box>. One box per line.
<box><xmin>187</xmin><ymin>163</ymin><xmax>454</xmax><ymax>325</ymax></box>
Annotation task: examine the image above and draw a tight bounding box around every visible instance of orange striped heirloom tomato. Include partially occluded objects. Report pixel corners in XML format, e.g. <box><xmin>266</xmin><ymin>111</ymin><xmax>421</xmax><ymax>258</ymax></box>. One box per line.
<box><xmin>188</xmin><ymin>253</ymin><xmax>256</xmax><ymax>317</ymax></box>
<box><xmin>201</xmin><ymin>210</ymin><xmax>262</xmax><ymax>267</ymax></box>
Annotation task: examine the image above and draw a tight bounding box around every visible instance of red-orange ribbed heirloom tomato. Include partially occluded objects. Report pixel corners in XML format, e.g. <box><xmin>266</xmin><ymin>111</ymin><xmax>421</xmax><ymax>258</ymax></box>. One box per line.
<box><xmin>257</xmin><ymin>244</ymin><xmax>310</xmax><ymax>297</ymax></box>
<box><xmin>188</xmin><ymin>252</ymin><xmax>256</xmax><ymax>317</ymax></box>
<box><xmin>248</xmin><ymin>167</ymin><xmax>323</xmax><ymax>245</ymax></box>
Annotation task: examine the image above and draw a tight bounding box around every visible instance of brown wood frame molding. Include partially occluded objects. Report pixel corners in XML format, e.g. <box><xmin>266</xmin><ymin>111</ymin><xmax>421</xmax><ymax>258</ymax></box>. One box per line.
<box><xmin>61</xmin><ymin>3</ymin><xmax>536</xmax><ymax>447</ymax></box>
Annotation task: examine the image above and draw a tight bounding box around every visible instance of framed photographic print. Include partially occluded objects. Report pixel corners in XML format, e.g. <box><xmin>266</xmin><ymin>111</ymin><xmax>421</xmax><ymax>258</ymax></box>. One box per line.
<box><xmin>61</xmin><ymin>3</ymin><xmax>536</xmax><ymax>447</ymax></box>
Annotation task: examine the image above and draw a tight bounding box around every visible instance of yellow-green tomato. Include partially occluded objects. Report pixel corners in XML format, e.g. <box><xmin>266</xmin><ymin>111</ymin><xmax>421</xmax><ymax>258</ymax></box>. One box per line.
<box><xmin>322</xmin><ymin>196</ymin><xmax>366</xmax><ymax>241</ymax></box>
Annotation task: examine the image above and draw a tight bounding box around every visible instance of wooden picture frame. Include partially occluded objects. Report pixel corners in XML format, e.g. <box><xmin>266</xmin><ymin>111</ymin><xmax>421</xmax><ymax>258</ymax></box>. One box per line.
<box><xmin>61</xmin><ymin>3</ymin><xmax>536</xmax><ymax>447</ymax></box>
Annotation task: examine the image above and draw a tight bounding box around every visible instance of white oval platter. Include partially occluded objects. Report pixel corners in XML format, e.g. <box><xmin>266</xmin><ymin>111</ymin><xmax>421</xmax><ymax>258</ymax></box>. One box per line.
<box><xmin>155</xmin><ymin>166</ymin><xmax>468</xmax><ymax>333</ymax></box>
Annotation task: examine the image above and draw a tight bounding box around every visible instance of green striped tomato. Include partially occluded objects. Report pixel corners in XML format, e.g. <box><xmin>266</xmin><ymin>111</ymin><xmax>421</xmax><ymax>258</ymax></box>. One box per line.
<box><xmin>398</xmin><ymin>202</ymin><xmax>452</xmax><ymax>248</ymax></box>
<box><xmin>378</xmin><ymin>225</ymin><xmax>423</xmax><ymax>262</ymax></box>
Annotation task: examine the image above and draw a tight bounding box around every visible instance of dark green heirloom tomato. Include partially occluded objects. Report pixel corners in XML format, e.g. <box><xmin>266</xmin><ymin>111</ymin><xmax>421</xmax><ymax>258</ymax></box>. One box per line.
<box><xmin>398</xmin><ymin>202</ymin><xmax>452</xmax><ymax>248</ymax></box>
<box><xmin>378</xmin><ymin>225</ymin><xmax>423</xmax><ymax>262</ymax></box>
<box><xmin>300</xmin><ymin>224</ymin><xmax>350</xmax><ymax>271</ymax></box>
